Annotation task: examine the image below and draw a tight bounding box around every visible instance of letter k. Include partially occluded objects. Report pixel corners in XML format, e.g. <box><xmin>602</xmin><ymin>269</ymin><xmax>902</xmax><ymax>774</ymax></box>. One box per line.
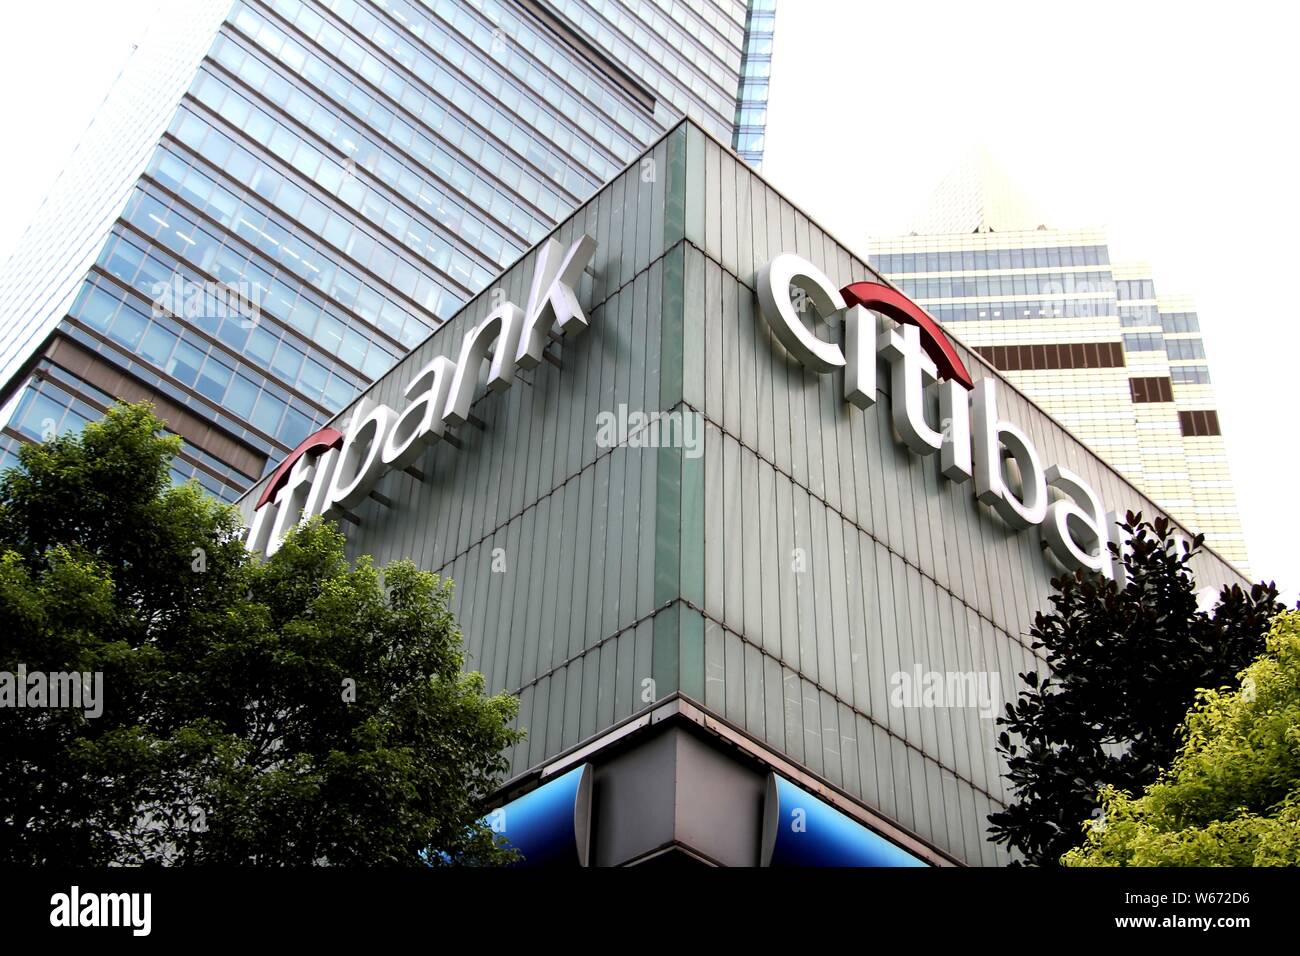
<box><xmin>515</xmin><ymin>234</ymin><xmax>596</xmax><ymax>369</ymax></box>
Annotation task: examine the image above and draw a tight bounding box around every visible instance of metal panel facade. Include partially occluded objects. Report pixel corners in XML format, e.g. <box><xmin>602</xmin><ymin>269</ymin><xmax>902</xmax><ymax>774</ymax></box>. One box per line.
<box><xmin>239</xmin><ymin>119</ymin><xmax>1246</xmax><ymax>865</ymax></box>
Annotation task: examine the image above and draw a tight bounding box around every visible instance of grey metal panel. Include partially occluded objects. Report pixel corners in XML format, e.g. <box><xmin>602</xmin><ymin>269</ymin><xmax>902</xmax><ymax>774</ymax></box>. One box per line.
<box><xmin>721</xmin><ymin>268</ymin><xmax>743</xmax><ymax>453</ymax></box>
<box><xmin>703</xmin><ymin>420</ymin><xmax>725</xmax><ymax>624</ymax></box>
<box><xmin>743</xmin><ymin>447</ymin><xmax>769</xmax><ymax>665</ymax></box>
<box><xmin>789</xmin><ymin>352</ymin><xmax>812</xmax><ymax>495</ymax></box>
<box><xmin>763</xmin><ymin>654</ymin><xmax>785</xmax><ymax>753</ymax></box>
<box><xmin>890</xmin><ymin>734</ymin><xmax>914</xmax><ymax>833</ymax></box>
<box><xmin>601</xmin><ymin>422</ymin><xmax>626</xmax><ymax>645</ymax></box>
<box><xmin>544</xmin><ymin>662</ymin><xmax>567</xmax><ymax>757</ymax></box>
<box><xmin>579</xmin><ymin>631</ymin><xmax>601</xmax><ymax>743</ymax></box>
<box><xmin>907</xmin><ymin>745</ymin><xmax>933</xmax><ymax>845</ymax></box>
<box><xmin>634</xmin><ymin>619</ymin><xmax>653</xmax><ymax>714</ymax></box>
<box><xmin>941</xmin><ymin>594</ymin><xmax>974</xmax><ymax>785</ymax></box>
<box><xmin>684</xmin><ymin>124</ymin><xmax>706</xmax><ymax>249</ymax></box>
<box><xmin>597</xmin><ymin>619</ymin><xmax>618</xmax><ymax>730</ymax></box>
<box><xmin>522</xmin><ymin>493</ymin><xmax>549</xmax><ymax>690</ymax></box>
<box><xmin>942</xmin><ymin>767</ymin><xmax>965</xmax><ymax>868</ymax></box>
<box><xmin>566</xmin><ymin>658</ymin><xmax>591</xmax><ymax>753</ymax></box>
<box><xmin>757</xmin><ymin>453</ymin><xmax>782</xmax><ymax>660</ymax></box>
<box><xmin>923</xmin><ymin>756</ymin><xmax>946</xmax><ymax>851</ymax></box>
<box><xmin>619</xmin><ymin>161</ymin><xmax>640</xmax><ymax>295</ymax></box>
<box><xmin>856</xmin><ymin>712</ymin><xmax>880</xmax><ymax>812</ymax></box>
<box><xmin>678</xmin><ymin>605</ymin><xmax>704</xmax><ymax>702</ymax></box>
<box><xmin>585</xmin><ymin>454</ymin><xmax>611</xmax><ymax>655</ymax></box>
<box><xmin>568</xmin><ymin>463</ymin><xmax>595</xmax><ymax>663</ymax></box>
<box><xmin>832</xmin><ymin>373</ymin><xmax>859</xmax><ymax>530</ymax></box>
<box><xmin>740</xmin><ymin>441</ymin><xmax>761</xmax><ymax>646</ymax></box>
<box><xmin>838</xmin><ymin>700</ymin><xmax>859</xmax><ymax>802</ymax></box>
<box><xmin>723</xmin><ymin>431</ymin><xmax>745</xmax><ymax>634</ymax></box>
<box><xmin>851</xmin><ymin>526</ymin><xmax>877</xmax><ymax>718</ymax></box>
<box><xmin>511</xmin><ymin>682</ymin><xmax>533</xmax><ymax>777</ymax></box>
<box><xmin>704</xmin><ymin>137</ymin><xmax>722</xmax><ymax>266</ymax></box>
<box><xmin>725</xmin><ymin>628</ymin><xmax>745</xmax><ymax>726</ymax></box>
<box><xmin>975</xmin><ymin>792</ymin><xmax>1001</xmax><ymax>867</ymax></box>
<box><xmin>720</xmin><ymin>145</ymin><xmax>738</xmax><ymax>279</ymax></box>
<box><xmin>820</xmin><ymin>686</ymin><xmax>842</xmax><ymax>790</ymax></box>
<box><xmin>617</xmin><ymin>448</ymin><xmax>642</xmax><ymax>637</ymax></box>
<box><xmin>872</xmin><ymin>536</ymin><xmax>901</xmax><ymax>737</ymax></box>
<box><xmin>643</xmin><ymin>140</ymin><xmax>663</xmax><ymax>279</ymax></box>
<box><xmin>792</xmin><ymin>483</ymin><xmax>818</xmax><ymax>684</ymax></box>
<box><xmin>704</xmin><ymin>614</ymin><xmax>725</xmax><ymax>713</ymax></box>
<box><xmin>799</xmin><ymin>672</ymin><xmax>823</xmax><ymax>778</ymax></box>
<box><xmin>781</xmin><ymin>664</ymin><xmax>804</xmax><ymax>767</ymax></box>
<box><xmin>958</xmin><ymin>782</ymin><xmax>984</xmax><ymax>865</ymax></box>
<box><xmin>774</xmin><ymin>441</ymin><xmax>800</xmax><ymax>671</ymax></box>
<box><xmin>893</xmin><ymin>554</ymin><xmax>925</xmax><ymax>755</ymax></box>
<box><xmin>701</xmin><ymin>248</ymin><xmax>723</xmax><ymax>426</ymax></box>
<box><xmin>744</xmin><ymin>641</ymin><xmax>765</xmax><ymax>740</ymax></box>
<box><xmin>550</xmin><ymin>480</ymin><xmax>576</xmax><ymax>673</ymax></box>
<box><xmin>735</xmin><ymin>160</ymin><xmax>755</xmax><ymax>285</ymax></box>
<box><xmin>873</xmin><ymin>723</ymin><xmax>897</xmax><ymax>824</ymax></box>
<box><xmin>920</xmin><ymin>575</ymin><xmax>954</xmax><ymax>772</ymax></box>
<box><xmin>614</xmin><ymin>627</ymin><xmax>636</xmax><ymax>724</ymax></box>
<box><xmin>504</xmin><ymin>506</ymin><xmax>535</xmax><ymax>693</ymax></box>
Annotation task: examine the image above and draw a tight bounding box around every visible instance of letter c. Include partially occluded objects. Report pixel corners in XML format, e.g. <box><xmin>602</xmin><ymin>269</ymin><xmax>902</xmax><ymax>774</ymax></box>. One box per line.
<box><xmin>756</xmin><ymin>253</ymin><xmax>847</xmax><ymax>373</ymax></box>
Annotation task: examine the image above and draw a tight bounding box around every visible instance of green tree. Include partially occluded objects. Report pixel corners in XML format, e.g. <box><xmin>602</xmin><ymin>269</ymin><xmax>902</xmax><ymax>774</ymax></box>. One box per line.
<box><xmin>987</xmin><ymin>515</ymin><xmax>1283</xmax><ymax>866</ymax></box>
<box><xmin>0</xmin><ymin>402</ymin><xmax>521</xmax><ymax>865</ymax></box>
<box><xmin>1064</xmin><ymin>611</ymin><xmax>1300</xmax><ymax>866</ymax></box>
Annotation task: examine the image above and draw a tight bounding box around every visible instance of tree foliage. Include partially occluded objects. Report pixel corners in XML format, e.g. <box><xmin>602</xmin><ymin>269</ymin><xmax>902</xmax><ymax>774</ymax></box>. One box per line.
<box><xmin>0</xmin><ymin>402</ymin><xmax>521</xmax><ymax>865</ymax></box>
<box><xmin>1064</xmin><ymin>611</ymin><xmax>1300</xmax><ymax>866</ymax></box>
<box><xmin>987</xmin><ymin>514</ymin><xmax>1283</xmax><ymax>866</ymax></box>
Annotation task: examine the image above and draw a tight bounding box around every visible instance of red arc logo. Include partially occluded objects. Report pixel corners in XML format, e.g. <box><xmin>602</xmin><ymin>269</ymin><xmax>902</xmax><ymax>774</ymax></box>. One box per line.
<box><xmin>840</xmin><ymin>281</ymin><xmax>974</xmax><ymax>390</ymax></box>
<box><xmin>254</xmin><ymin>426</ymin><xmax>344</xmax><ymax>510</ymax></box>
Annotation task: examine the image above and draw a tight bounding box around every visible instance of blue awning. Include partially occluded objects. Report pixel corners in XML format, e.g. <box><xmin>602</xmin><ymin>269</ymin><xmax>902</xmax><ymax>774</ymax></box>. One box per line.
<box><xmin>762</xmin><ymin>774</ymin><xmax>929</xmax><ymax>867</ymax></box>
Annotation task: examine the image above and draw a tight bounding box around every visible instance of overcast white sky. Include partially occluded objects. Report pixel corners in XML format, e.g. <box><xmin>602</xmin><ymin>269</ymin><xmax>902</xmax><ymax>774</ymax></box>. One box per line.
<box><xmin>761</xmin><ymin>0</ymin><xmax>1300</xmax><ymax>602</ymax></box>
<box><xmin>0</xmin><ymin>0</ymin><xmax>1296</xmax><ymax>600</ymax></box>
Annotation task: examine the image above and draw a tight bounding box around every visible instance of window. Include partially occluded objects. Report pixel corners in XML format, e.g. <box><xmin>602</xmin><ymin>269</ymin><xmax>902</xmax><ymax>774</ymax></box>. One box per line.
<box><xmin>109</xmin><ymin>307</ymin><xmax>147</xmax><ymax>350</ymax></box>
<box><xmin>1123</xmin><ymin>332</ymin><xmax>1165</xmax><ymax>352</ymax></box>
<box><xmin>1170</xmin><ymin>365</ymin><xmax>1211</xmax><ymax>385</ymax></box>
<box><xmin>1129</xmin><ymin>376</ymin><xmax>1174</xmax><ymax>403</ymax></box>
<box><xmin>1160</xmin><ymin>312</ymin><xmax>1201</xmax><ymax>333</ymax></box>
<box><xmin>1166</xmin><ymin>338</ymin><xmax>1206</xmax><ymax>360</ymax></box>
<box><xmin>168</xmin><ymin>340</ymin><xmax>204</xmax><ymax>386</ymax></box>
<box><xmin>77</xmin><ymin>285</ymin><xmax>122</xmax><ymax>331</ymax></box>
<box><xmin>196</xmin><ymin>355</ymin><xmax>233</xmax><ymax>402</ymax></box>
<box><xmin>977</xmin><ymin>341</ymin><xmax>1125</xmax><ymax>371</ymax></box>
<box><xmin>251</xmin><ymin>392</ymin><xmax>284</xmax><ymax>436</ymax></box>
<box><xmin>139</xmin><ymin>324</ymin><xmax>177</xmax><ymax>367</ymax></box>
<box><xmin>1179</xmin><ymin>410</ymin><xmax>1221</xmax><ymax>436</ymax></box>
<box><xmin>226</xmin><ymin>374</ymin><xmax>258</xmax><ymax>419</ymax></box>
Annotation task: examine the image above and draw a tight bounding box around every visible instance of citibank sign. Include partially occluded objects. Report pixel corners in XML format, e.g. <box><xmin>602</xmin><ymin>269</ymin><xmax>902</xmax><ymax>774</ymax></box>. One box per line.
<box><xmin>757</xmin><ymin>252</ymin><xmax>1134</xmax><ymax>583</ymax></box>
<box><xmin>245</xmin><ymin>234</ymin><xmax>596</xmax><ymax>556</ymax></box>
<box><xmin>246</xmin><ymin>239</ymin><xmax>1139</xmax><ymax>585</ymax></box>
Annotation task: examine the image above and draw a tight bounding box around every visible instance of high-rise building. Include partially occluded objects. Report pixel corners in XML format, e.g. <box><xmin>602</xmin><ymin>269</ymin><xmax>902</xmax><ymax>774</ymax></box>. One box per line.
<box><xmin>732</xmin><ymin>0</ymin><xmax>774</xmax><ymax>166</ymax></box>
<box><xmin>869</xmin><ymin>155</ymin><xmax>1248</xmax><ymax>571</ymax></box>
<box><xmin>0</xmin><ymin>0</ymin><xmax>773</xmax><ymax>503</ymax></box>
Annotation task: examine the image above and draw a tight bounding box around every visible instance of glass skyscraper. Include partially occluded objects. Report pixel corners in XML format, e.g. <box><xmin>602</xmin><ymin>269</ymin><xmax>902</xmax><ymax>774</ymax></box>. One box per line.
<box><xmin>0</xmin><ymin>0</ymin><xmax>774</xmax><ymax>502</ymax></box>
<box><xmin>870</xmin><ymin>153</ymin><xmax>1248</xmax><ymax>570</ymax></box>
<box><xmin>732</xmin><ymin>0</ymin><xmax>774</xmax><ymax>166</ymax></box>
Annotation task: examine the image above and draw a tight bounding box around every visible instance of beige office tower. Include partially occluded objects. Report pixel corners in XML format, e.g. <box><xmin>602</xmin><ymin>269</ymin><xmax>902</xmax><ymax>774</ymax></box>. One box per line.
<box><xmin>870</xmin><ymin>157</ymin><xmax>1249</xmax><ymax>572</ymax></box>
<box><xmin>1155</xmin><ymin>292</ymin><xmax>1248</xmax><ymax>566</ymax></box>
